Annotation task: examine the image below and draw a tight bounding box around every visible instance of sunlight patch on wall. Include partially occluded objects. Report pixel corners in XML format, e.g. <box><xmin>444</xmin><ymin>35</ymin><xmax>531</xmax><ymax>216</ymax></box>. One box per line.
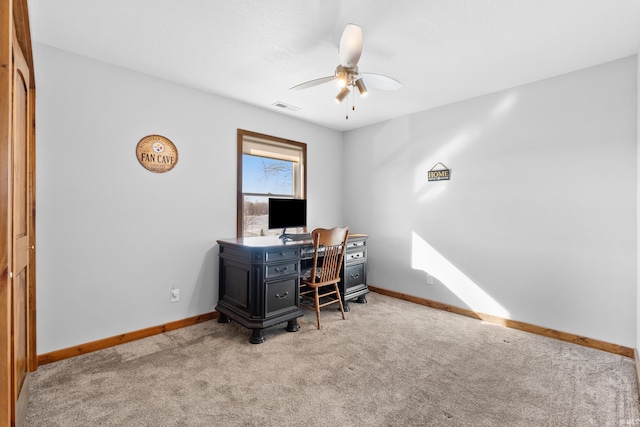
<box><xmin>411</xmin><ymin>231</ymin><xmax>510</xmax><ymax>318</ymax></box>
<box><xmin>412</xmin><ymin>126</ymin><xmax>479</xmax><ymax>203</ymax></box>
<box><xmin>413</xmin><ymin>92</ymin><xmax>519</xmax><ymax>203</ymax></box>
<box><xmin>488</xmin><ymin>92</ymin><xmax>518</xmax><ymax>119</ymax></box>
<box><xmin>414</xmin><ymin>180</ymin><xmax>447</xmax><ymax>202</ymax></box>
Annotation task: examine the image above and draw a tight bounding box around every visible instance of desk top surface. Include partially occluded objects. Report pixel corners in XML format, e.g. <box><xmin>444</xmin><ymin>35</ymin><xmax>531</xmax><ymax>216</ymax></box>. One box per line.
<box><xmin>218</xmin><ymin>233</ymin><xmax>367</xmax><ymax>248</ymax></box>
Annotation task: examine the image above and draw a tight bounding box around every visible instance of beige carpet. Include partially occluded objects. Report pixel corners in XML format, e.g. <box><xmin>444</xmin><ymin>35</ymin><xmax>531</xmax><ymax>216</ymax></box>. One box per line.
<box><xmin>25</xmin><ymin>292</ymin><xmax>640</xmax><ymax>426</ymax></box>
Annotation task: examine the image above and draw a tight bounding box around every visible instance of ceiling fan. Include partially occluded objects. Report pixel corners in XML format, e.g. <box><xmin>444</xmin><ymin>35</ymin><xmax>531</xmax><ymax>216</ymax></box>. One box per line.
<box><xmin>290</xmin><ymin>24</ymin><xmax>401</xmax><ymax>117</ymax></box>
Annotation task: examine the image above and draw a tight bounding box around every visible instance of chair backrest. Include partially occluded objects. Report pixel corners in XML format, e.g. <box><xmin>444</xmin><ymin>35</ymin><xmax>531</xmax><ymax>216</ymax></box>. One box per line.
<box><xmin>308</xmin><ymin>227</ymin><xmax>349</xmax><ymax>284</ymax></box>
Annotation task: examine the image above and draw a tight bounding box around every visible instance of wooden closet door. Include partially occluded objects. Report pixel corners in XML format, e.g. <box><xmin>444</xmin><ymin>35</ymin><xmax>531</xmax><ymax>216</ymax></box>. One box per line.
<box><xmin>11</xmin><ymin>29</ymin><xmax>32</xmax><ymax>427</ymax></box>
<box><xmin>1</xmin><ymin>1</ymin><xmax>36</xmax><ymax>425</ymax></box>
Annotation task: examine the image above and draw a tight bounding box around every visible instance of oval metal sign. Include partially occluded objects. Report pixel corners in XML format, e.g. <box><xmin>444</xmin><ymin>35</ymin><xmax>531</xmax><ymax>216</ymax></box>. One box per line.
<box><xmin>136</xmin><ymin>135</ymin><xmax>178</xmax><ymax>173</ymax></box>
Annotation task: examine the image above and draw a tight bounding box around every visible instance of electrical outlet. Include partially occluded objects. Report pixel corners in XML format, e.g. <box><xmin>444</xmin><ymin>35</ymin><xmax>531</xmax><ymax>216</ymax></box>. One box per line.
<box><xmin>427</xmin><ymin>274</ymin><xmax>434</xmax><ymax>285</ymax></box>
<box><xmin>170</xmin><ymin>288</ymin><xmax>180</xmax><ymax>303</ymax></box>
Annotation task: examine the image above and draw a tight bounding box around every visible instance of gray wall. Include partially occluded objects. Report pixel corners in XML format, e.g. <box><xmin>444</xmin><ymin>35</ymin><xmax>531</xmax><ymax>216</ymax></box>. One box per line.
<box><xmin>344</xmin><ymin>57</ymin><xmax>637</xmax><ymax>348</ymax></box>
<box><xmin>35</xmin><ymin>43</ymin><xmax>638</xmax><ymax>353</ymax></box>
<box><xmin>34</xmin><ymin>44</ymin><xmax>344</xmax><ymax>354</ymax></box>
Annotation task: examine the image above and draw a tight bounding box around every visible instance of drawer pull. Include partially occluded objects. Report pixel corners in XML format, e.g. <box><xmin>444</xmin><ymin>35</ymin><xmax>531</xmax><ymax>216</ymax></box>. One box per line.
<box><xmin>274</xmin><ymin>266</ymin><xmax>289</xmax><ymax>273</ymax></box>
<box><xmin>275</xmin><ymin>292</ymin><xmax>289</xmax><ymax>300</ymax></box>
<box><xmin>350</xmin><ymin>273</ymin><xmax>360</xmax><ymax>279</ymax></box>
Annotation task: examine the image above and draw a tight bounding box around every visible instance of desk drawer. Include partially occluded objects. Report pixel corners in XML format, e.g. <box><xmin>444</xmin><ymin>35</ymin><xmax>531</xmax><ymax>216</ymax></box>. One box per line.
<box><xmin>345</xmin><ymin>263</ymin><xmax>365</xmax><ymax>289</ymax></box>
<box><xmin>265</xmin><ymin>247</ymin><xmax>299</xmax><ymax>262</ymax></box>
<box><xmin>265</xmin><ymin>278</ymin><xmax>298</xmax><ymax>317</ymax></box>
<box><xmin>346</xmin><ymin>250</ymin><xmax>366</xmax><ymax>262</ymax></box>
<box><xmin>265</xmin><ymin>262</ymin><xmax>298</xmax><ymax>279</ymax></box>
<box><xmin>347</xmin><ymin>240</ymin><xmax>366</xmax><ymax>249</ymax></box>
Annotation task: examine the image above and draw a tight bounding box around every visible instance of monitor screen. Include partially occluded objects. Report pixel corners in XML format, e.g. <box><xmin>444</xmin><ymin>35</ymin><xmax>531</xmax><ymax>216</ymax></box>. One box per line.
<box><xmin>268</xmin><ymin>198</ymin><xmax>307</xmax><ymax>230</ymax></box>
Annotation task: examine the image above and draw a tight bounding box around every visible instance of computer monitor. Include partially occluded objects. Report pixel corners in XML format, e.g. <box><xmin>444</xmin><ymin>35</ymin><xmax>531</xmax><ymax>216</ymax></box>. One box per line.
<box><xmin>268</xmin><ymin>198</ymin><xmax>307</xmax><ymax>238</ymax></box>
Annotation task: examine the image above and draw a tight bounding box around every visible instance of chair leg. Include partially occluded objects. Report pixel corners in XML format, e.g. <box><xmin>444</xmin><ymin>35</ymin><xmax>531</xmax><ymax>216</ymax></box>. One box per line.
<box><xmin>335</xmin><ymin>283</ymin><xmax>346</xmax><ymax>320</ymax></box>
<box><xmin>314</xmin><ymin>288</ymin><xmax>321</xmax><ymax>330</ymax></box>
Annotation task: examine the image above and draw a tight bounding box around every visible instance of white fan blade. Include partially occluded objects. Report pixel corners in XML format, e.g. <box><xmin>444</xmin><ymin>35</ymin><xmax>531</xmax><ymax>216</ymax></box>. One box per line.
<box><xmin>290</xmin><ymin>75</ymin><xmax>336</xmax><ymax>91</ymax></box>
<box><xmin>360</xmin><ymin>73</ymin><xmax>402</xmax><ymax>91</ymax></box>
<box><xmin>339</xmin><ymin>24</ymin><xmax>363</xmax><ymax>68</ymax></box>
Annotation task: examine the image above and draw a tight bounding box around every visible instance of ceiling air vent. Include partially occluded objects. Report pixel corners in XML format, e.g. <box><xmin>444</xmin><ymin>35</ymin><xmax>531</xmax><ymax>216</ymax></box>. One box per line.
<box><xmin>272</xmin><ymin>102</ymin><xmax>300</xmax><ymax>112</ymax></box>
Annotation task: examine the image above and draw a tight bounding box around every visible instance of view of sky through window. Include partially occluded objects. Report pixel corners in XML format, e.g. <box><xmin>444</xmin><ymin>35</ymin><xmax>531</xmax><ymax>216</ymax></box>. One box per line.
<box><xmin>242</xmin><ymin>154</ymin><xmax>293</xmax><ymax>196</ymax></box>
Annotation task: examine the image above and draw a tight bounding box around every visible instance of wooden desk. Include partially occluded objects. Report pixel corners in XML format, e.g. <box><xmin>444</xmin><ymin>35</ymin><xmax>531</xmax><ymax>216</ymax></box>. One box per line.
<box><xmin>216</xmin><ymin>234</ymin><xmax>368</xmax><ymax>343</ymax></box>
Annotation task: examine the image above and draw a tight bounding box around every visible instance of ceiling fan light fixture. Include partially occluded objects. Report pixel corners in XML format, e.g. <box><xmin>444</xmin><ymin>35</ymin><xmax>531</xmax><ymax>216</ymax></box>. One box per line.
<box><xmin>337</xmin><ymin>69</ymin><xmax>349</xmax><ymax>87</ymax></box>
<box><xmin>355</xmin><ymin>78</ymin><xmax>367</xmax><ymax>96</ymax></box>
<box><xmin>335</xmin><ymin>87</ymin><xmax>350</xmax><ymax>103</ymax></box>
<box><xmin>290</xmin><ymin>24</ymin><xmax>400</xmax><ymax>119</ymax></box>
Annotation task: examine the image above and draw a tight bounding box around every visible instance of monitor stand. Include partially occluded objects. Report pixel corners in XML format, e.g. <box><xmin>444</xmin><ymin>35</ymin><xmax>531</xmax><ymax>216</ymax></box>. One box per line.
<box><xmin>279</xmin><ymin>228</ymin><xmax>291</xmax><ymax>241</ymax></box>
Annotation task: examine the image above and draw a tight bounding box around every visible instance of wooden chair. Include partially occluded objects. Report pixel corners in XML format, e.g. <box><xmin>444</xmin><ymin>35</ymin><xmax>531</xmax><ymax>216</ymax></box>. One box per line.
<box><xmin>299</xmin><ymin>227</ymin><xmax>349</xmax><ymax>329</ymax></box>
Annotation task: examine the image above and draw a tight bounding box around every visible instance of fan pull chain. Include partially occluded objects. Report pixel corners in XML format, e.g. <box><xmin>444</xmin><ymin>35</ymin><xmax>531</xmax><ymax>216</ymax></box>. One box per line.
<box><xmin>345</xmin><ymin>94</ymin><xmax>349</xmax><ymax>119</ymax></box>
<box><xmin>345</xmin><ymin>84</ymin><xmax>356</xmax><ymax>120</ymax></box>
<box><xmin>352</xmin><ymin>88</ymin><xmax>356</xmax><ymax>111</ymax></box>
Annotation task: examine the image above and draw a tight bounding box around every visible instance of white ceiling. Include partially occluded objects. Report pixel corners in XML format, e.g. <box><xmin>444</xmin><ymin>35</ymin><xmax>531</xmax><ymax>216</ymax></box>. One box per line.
<box><xmin>28</xmin><ymin>0</ymin><xmax>640</xmax><ymax>132</ymax></box>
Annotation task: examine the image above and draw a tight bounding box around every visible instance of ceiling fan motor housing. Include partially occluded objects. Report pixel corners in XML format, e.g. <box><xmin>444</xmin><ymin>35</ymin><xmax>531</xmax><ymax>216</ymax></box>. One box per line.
<box><xmin>335</xmin><ymin>65</ymin><xmax>360</xmax><ymax>87</ymax></box>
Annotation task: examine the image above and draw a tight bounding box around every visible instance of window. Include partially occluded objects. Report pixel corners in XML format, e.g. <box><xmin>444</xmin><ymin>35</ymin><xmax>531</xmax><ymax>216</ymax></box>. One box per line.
<box><xmin>237</xmin><ymin>129</ymin><xmax>306</xmax><ymax>237</ymax></box>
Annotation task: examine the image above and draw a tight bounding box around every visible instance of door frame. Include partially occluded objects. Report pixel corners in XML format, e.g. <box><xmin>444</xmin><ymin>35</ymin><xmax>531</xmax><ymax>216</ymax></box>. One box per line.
<box><xmin>1</xmin><ymin>0</ymin><xmax>36</xmax><ymax>425</ymax></box>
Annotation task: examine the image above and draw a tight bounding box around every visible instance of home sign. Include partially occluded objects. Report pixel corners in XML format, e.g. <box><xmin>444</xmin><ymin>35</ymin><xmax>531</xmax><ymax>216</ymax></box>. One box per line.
<box><xmin>428</xmin><ymin>162</ymin><xmax>450</xmax><ymax>181</ymax></box>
